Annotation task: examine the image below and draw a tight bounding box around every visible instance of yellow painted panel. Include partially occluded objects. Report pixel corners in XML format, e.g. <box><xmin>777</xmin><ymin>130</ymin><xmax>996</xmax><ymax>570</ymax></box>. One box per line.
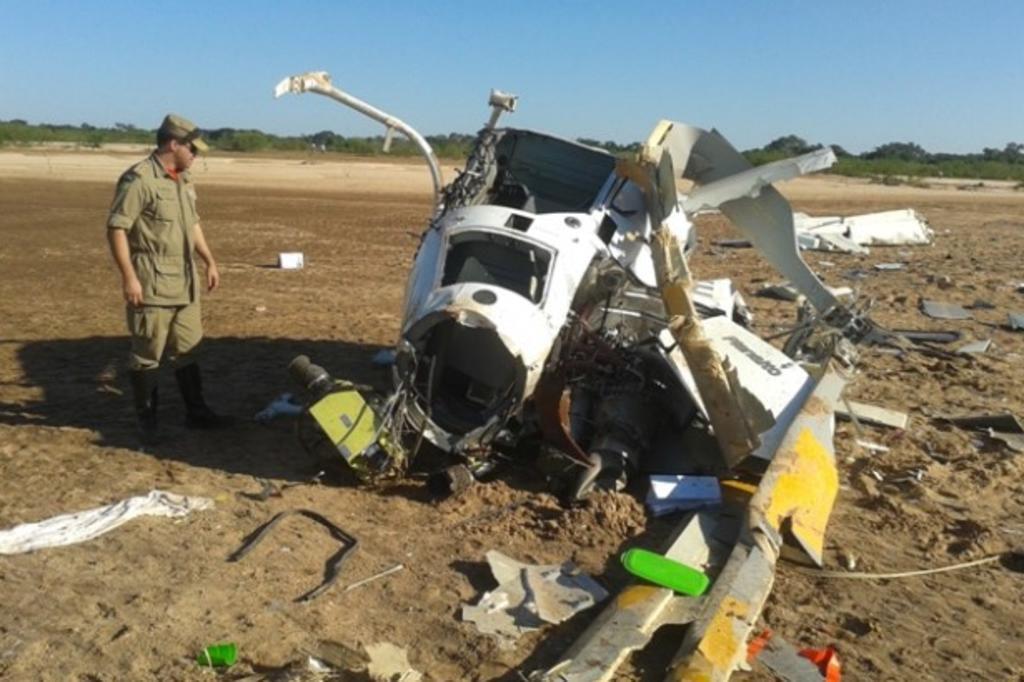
<box><xmin>670</xmin><ymin>596</ymin><xmax>749</xmax><ymax>681</ymax></box>
<box><xmin>615</xmin><ymin>584</ymin><xmax>664</xmax><ymax>609</ymax></box>
<box><xmin>761</xmin><ymin>428</ymin><xmax>838</xmax><ymax>559</ymax></box>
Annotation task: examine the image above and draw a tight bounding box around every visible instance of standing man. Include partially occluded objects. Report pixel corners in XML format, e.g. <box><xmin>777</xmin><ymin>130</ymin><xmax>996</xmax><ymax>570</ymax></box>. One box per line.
<box><xmin>107</xmin><ymin>114</ymin><xmax>231</xmax><ymax>444</ymax></box>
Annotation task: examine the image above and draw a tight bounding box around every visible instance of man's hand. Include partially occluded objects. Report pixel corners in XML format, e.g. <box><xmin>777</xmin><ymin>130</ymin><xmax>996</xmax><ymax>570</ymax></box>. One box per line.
<box><xmin>123</xmin><ymin>275</ymin><xmax>143</xmax><ymax>306</ymax></box>
<box><xmin>206</xmin><ymin>262</ymin><xmax>220</xmax><ymax>292</ymax></box>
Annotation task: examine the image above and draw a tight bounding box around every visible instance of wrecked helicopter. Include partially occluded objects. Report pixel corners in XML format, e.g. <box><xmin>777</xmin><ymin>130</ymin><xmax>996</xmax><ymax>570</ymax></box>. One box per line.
<box><xmin>271</xmin><ymin>70</ymin><xmax>877</xmax><ymax>500</ymax></box>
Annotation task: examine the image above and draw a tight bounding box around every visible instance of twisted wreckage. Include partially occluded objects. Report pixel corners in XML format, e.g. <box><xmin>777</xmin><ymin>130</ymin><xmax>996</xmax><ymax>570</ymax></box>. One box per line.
<box><xmin>273</xmin><ymin>70</ymin><xmax>891</xmax><ymax>680</ymax></box>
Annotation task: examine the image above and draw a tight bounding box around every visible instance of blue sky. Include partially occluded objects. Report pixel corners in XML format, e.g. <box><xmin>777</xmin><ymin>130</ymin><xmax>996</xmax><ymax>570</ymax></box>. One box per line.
<box><xmin>1</xmin><ymin>1</ymin><xmax>1020</xmax><ymax>153</ymax></box>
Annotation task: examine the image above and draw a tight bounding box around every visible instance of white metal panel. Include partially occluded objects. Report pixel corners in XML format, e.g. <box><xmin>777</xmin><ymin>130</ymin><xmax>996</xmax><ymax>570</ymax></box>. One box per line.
<box><xmin>662</xmin><ymin>317</ymin><xmax>816</xmax><ymax>461</ymax></box>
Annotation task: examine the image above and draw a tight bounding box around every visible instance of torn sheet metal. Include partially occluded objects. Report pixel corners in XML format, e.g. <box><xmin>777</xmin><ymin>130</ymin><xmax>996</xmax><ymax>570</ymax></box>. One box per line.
<box><xmin>837</xmin><ymin>400</ymin><xmax>909</xmax><ymax>430</ymax></box>
<box><xmin>797</xmin><ymin>230</ymin><xmax>870</xmax><ymax>255</ymax></box>
<box><xmin>747</xmin><ymin>368</ymin><xmax>846</xmax><ymax>565</ymax></box>
<box><xmin>989</xmin><ymin>431</ymin><xmax>1024</xmax><ymax>453</ymax></box>
<box><xmin>794</xmin><ymin>209</ymin><xmax>934</xmax><ymax>249</ymax></box>
<box><xmin>941</xmin><ymin>413</ymin><xmax>1024</xmax><ymax>454</ymax></box>
<box><xmin>693</xmin><ymin>278</ymin><xmax>745</xmax><ymax>321</ymax></box>
<box><xmin>663</xmin><ymin>317</ymin><xmax>816</xmax><ymax>462</ymax></box>
<box><xmin>845</xmin><ymin>209</ymin><xmax>934</xmax><ymax>245</ymax></box>
<box><xmin>920</xmin><ymin>300</ymin><xmax>971</xmax><ymax>320</ymax></box>
<box><xmin>462</xmin><ymin>551</ymin><xmax>607</xmax><ymax>647</ymax></box>
<box><xmin>681</xmin><ymin>149</ymin><xmax>836</xmax><ymax>214</ymax></box>
<box><xmin>664</xmin><ymin>369</ymin><xmax>845</xmax><ymax>682</ymax></box>
<box><xmin>0</xmin><ymin>490</ymin><xmax>213</xmax><ymax>555</ymax></box>
<box><xmin>541</xmin><ymin>370</ymin><xmax>845</xmax><ymax>681</ymax></box>
<box><xmin>538</xmin><ymin>512</ymin><xmax>730</xmax><ymax>681</ymax></box>
<box><xmin>941</xmin><ymin>413</ymin><xmax>1023</xmax><ymax>433</ymax></box>
<box><xmin>750</xmin><ymin>632</ymin><xmax>829</xmax><ymax>682</ymax></box>
<box><xmin>637</xmin><ymin>120</ymin><xmax>842</xmax><ymax>318</ymax></box>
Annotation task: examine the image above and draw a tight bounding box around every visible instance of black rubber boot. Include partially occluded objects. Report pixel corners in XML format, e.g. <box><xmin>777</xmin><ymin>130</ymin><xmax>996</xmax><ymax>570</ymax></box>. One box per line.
<box><xmin>129</xmin><ymin>368</ymin><xmax>160</xmax><ymax>445</ymax></box>
<box><xmin>174</xmin><ymin>362</ymin><xmax>234</xmax><ymax>429</ymax></box>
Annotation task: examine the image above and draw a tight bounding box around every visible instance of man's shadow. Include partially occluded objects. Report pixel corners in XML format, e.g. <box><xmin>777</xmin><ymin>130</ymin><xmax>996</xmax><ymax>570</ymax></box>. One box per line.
<box><xmin>0</xmin><ymin>335</ymin><xmax>390</xmax><ymax>483</ymax></box>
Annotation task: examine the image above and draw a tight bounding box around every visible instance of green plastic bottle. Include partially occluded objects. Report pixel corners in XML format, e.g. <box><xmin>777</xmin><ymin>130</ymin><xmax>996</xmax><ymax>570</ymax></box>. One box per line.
<box><xmin>621</xmin><ymin>548</ymin><xmax>710</xmax><ymax>596</ymax></box>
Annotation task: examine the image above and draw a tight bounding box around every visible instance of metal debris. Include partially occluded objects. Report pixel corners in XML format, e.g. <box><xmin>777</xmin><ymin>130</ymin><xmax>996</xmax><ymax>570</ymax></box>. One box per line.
<box><xmin>757</xmin><ymin>283</ymin><xmax>800</xmax><ymax>301</ymax></box>
<box><xmin>692</xmin><ymin>278</ymin><xmax>748</xmax><ymax>322</ymax></box>
<box><xmin>646</xmin><ymin>475</ymin><xmax>722</xmax><ymax>516</ymax></box>
<box><xmin>940</xmin><ymin>413</ymin><xmax>1024</xmax><ymax>454</ymax></box>
<box><xmin>1008</xmin><ymin>313</ymin><xmax>1024</xmax><ymax>331</ymax></box>
<box><xmin>749</xmin><ymin>630</ymin><xmax>830</xmax><ymax>682</ymax></box>
<box><xmin>797</xmin><ymin>229</ymin><xmax>870</xmax><ymax>254</ymax></box>
<box><xmin>895</xmin><ymin>329</ymin><xmax>962</xmax><ymax>344</ymax></box>
<box><xmin>794</xmin><ymin>208</ymin><xmax>934</xmax><ymax>247</ymax></box>
<box><xmin>855</xmin><ymin>439</ymin><xmax>890</xmax><ymax>454</ymax></box>
<box><xmin>956</xmin><ymin>339</ymin><xmax>992</xmax><ymax>355</ymax></box>
<box><xmin>228</xmin><ymin>509</ymin><xmax>359</xmax><ymax>602</ymax></box>
<box><xmin>920</xmin><ymin>300</ymin><xmax>971</xmax><ymax>320</ymax></box>
<box><xmin>941</xmin><ymin>413</ymin><xmax>1024</xmax><ymax>432</ymax></box>
<box><xmin>988</xmin><ymin>431</ymin><xmax>1024</xmax><ymax>453</ymax></box>
<box><xmin>345</xmin><ymin>563</ymin><xmax>404</xmax><ymax>592</ymax></box>
<box><xmin>462</xmin><ymin>551</ymin><xmax>608</xmax><ymax>647</ymax></box>
<box><xmin>274</xmin><ymin>71</ymin><xmax>907</xmax><ymax>682</ymax></box>
<box><xmin>837</xmin><ymin>400</ymin><xmax>909</xmax><ymax>430</ymax></box>
<box><xmin>874</xmin><ymin>262</ymin><xmax>905</xmax><ymax>271</ymax></box>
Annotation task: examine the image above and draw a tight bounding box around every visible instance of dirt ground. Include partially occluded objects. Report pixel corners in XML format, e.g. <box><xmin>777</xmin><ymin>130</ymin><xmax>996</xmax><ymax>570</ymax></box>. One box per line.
<box><xmin>1</xmin><ymin>149</ymin><xmax>1023</xmax><ymax>681</ymax></box>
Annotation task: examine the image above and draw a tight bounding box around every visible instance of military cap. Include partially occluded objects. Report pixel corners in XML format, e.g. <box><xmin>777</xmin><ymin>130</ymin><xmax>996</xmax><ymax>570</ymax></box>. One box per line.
<box><xmin>158</xmin><ymin>113</ymin><xmax>209</xmax><ymax>152</ymax></box>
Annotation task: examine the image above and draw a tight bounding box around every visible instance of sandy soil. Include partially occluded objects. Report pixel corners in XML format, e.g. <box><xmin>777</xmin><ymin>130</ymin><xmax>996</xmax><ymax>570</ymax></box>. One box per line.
<box><xmin>1</xmin><ymin>150</ymin><xmax>1023</xmax><ymax>681</ymax></box>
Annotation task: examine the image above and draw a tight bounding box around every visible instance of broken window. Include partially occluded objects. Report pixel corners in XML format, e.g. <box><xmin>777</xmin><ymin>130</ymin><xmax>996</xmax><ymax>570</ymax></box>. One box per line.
<box><xmin>441</xmin><ymin>232</ymin><xmax>552</xmax><ymax>304</ymax></box>
<box><xmin>490</xmin><ymin>130</ymin><xmax>616</xmax><ymax>213</ymax></box>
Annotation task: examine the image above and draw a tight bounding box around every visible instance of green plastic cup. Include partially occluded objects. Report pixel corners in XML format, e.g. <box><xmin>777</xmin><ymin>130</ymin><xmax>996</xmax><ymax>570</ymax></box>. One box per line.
<box><xmin>196</xmin><ymin>642</ymin><xmax>237</xmax><ymax>667</ymax></box>
<box><xmin>621</xmin><ymin>548</ymin><xmax>710</xmax><ymax>596</ymax></box>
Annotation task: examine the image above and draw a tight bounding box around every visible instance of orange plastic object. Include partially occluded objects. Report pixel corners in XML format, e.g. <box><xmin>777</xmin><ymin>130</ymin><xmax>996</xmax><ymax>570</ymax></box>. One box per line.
<box><xmin>798</xmin><ymin>645</ymin><xmax>841</xmax><ymax>682</ymax></box>
<box><xmin>746</xmin><ymin>628</ymin><xmax>773</xmax><ymax>662</ymax></box>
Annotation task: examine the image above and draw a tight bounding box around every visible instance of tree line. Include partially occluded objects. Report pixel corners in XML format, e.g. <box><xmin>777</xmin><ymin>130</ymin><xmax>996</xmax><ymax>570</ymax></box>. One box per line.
<box><xmin>744</xmin><ymin>134</ymin><xmax>1024</xmax><ymax>183</ymax></box>
<box><xmin>2</xmin><ymin>119</ymin><xmax>1022</xmax><ymax>182</ymax></box>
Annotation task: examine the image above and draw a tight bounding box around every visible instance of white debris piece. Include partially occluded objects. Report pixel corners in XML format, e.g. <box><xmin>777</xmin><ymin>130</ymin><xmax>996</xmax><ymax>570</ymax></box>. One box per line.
<box><xmin>797</xmin><ymin>230</ymin><xmax>870</xmax><ymax>255</ymax></box>
<box><xmin>278</xmin><ymin>252</ymin><xmax>305</xmax><ymax>269</ymax></box>
<box><xmin>838</xmin><ymin>400</ymin><xmax>909</xmax><ymax>430</ymax></box>
<box><xmin>692</xmin><ymin>278</ymin><xmax>746</xmax><ymax>320</ymax></box>
<box><xmin>794</xmin><ymin>209</ymin><xmax>933</xmax><ymax>252</ymax></box>
<box><xmin>646</xmin><ymin>475</ymin><xmax>722</xmax><ymax>517</ymax></box>
<box><xmin>461</xmin><ymin>550</ymin><xmax>608</xmax><ymax>647</ymax></box>
<box><xmin>663</xmin><ymin>317</ymin><xmax>816</xmax><ymax>462</ymax></box>
<box><xmin>845</xmin><ymin>209</ymin><xmax>934</xmax><ymax>245</ymax></box>
<box><xmin>0</xmin><ymin>490</ymin><xmax>214</xmax><ymax>555</ymax></box>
